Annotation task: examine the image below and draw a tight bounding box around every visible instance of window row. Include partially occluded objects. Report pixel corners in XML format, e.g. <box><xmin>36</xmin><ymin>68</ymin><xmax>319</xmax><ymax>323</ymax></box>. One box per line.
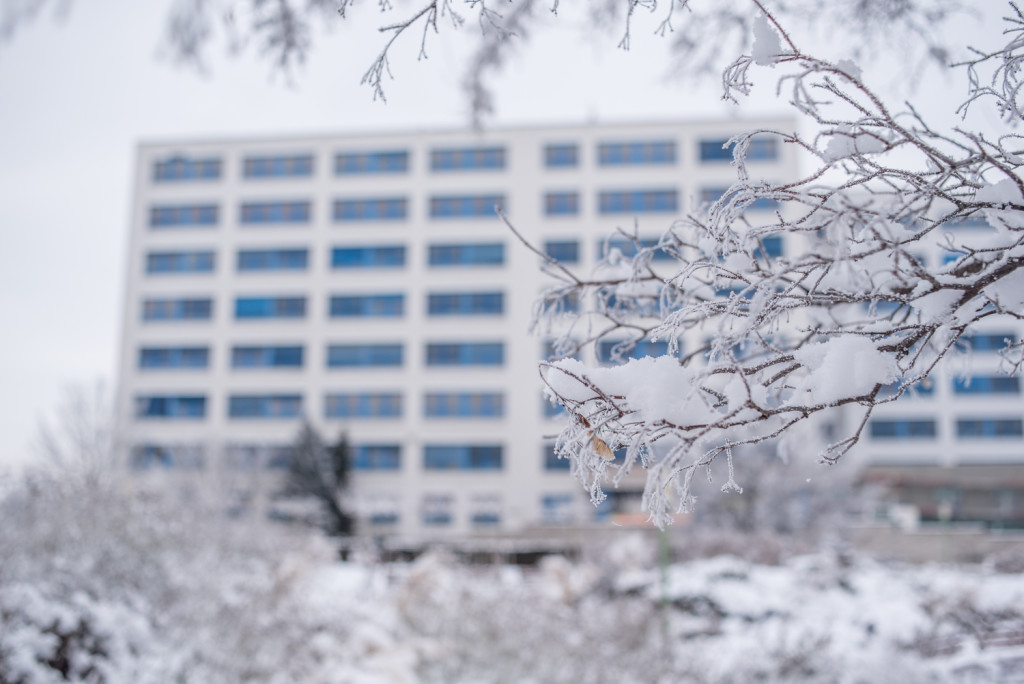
<box><xmin>140</xmin><ymin>293</ymin><xmax>506</xmax><ymax>320</ymax></box>
<box><xmin>146</xmin><ymin>188</ymin><xmax>705</xmax><ymax>228</ymax></box>
<box><xmin>151</xmin><ymin>137</ymin><xmax>780</xmax><ymax>183</ymax></box>
<box><xmin>870</xmin><ymin>418</ymin><xmax>1024</xmax><ymax>439</ymax></box>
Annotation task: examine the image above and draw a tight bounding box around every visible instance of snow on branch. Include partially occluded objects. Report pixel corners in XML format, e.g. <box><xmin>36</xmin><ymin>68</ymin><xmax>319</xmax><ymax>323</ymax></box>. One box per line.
<box><xmin>532</xmin><ymin>6</ymin><xmax>1024</xmax><ymax>528</ymax></box>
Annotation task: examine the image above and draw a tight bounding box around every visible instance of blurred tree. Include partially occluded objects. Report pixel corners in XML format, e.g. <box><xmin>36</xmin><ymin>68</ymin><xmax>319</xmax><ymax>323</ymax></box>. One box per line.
<box><xmin>283</xmin><ymin>423</ymin><xmax>354</xmax><ymax>536</ymax></box>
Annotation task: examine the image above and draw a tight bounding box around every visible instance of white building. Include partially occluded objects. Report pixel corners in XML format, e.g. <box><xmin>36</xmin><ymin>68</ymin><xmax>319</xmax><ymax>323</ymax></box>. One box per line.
<box><xmin>115</xmin><ymin>119</ymin><xmax>803</xmax><ymax>537</ymax></box>
<box><xmin>116</xmin><ymin>118</ymin><xmax>1023</xmax><ymax>538</ymax></box>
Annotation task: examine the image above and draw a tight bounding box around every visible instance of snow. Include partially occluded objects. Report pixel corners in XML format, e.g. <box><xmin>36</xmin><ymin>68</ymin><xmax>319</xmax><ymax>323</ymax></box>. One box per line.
<box><xmin>790</xmin><ymin>336</ymin><xmax>899</xmax><ymax>406</ymax></box>
<box><xmin>822</xmin><ymin>125</ymin><xmax>888</xmax><ymax>161</ymax></box>
<box><xmin>751</xmin><ymin>15</ymin><xmax>782</xmax><ymax>66</ymax></box>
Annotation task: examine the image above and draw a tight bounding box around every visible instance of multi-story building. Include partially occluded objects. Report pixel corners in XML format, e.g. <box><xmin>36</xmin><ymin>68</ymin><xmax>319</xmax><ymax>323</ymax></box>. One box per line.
<box><xmin>115</xmin><ymin>119</ymin><xmax>801</xmax><ymax>537</ymax></box>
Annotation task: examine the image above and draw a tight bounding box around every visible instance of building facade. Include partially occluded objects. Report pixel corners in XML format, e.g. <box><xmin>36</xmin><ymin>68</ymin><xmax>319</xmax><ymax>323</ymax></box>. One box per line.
<box><xmin>116</xmin><ymin>119</ymin><xmax>805</xmax><ymax>537</ymax></box>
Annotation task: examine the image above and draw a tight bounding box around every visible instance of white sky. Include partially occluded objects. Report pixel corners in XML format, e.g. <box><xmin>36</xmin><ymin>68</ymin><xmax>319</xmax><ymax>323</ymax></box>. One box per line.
<box><xmin>0</xmin><ymin>0</ymin><xmax>1007</xmax><ymax>470</ymax></box>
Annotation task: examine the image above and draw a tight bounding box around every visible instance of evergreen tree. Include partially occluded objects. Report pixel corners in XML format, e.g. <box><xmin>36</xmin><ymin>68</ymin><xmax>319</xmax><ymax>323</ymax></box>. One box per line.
<box><xmin>284</xmin><ymin>423</ymin><xmax>353</xmax><ymax>536</ymax></box>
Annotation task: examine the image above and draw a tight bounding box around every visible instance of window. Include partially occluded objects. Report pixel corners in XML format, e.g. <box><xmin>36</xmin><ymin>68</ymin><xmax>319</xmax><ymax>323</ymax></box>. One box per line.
<box><xmin>598</xmin><ymin>190</ymin><xmax>678</xmax><ymax>214</ymax></box>
<box><xmin>139</xmin><ymin>346</ymin><xmax>209</xmax><ymax>369</ymax></box>
<box><xmin>699</xmin><ymin>186</ymin><xmax>780</xmax><ymax>212</ymax></box>
<box><xmin>149</xmin><ymin>204</ymin><xmax>218</xmax><ymax>228</ymax></box>
<box><xmin>598</xmin><ymin>339</ymin><xmax>670</xmax><ymax>363</ymax></box>
<box><xmin>869</xmin><ymin>419</ymin><xmax>937</xmax><ymax>439</ymax></box>
<box><xmin>424</xmin><ymin>445</ymin><xmax>503</xmax><ymax>470</ymax></box>
<box><xmin>544</xmin><ymin>240</ymin><xmax>579</xmax><ymax>263</ymax></box>
<box><xmin>130</xmin><ymin>444</ymin><xmax>205</xmax><ymax>469</ymax></box>
<box><xmin>153</xmin><ymin>157</ymin><xmax>221</xmax><ymax>182</ymax></box>
<box><xmin>424</xmin><ymin>392</ymin><xmax>504</xmax><ymax>418</ymax></box>
<box><xmin>224</xmin><ymin>443</ymin><xmax>293</xmax><ymax>470</ymax></box>
<box><xmin>242</xmin><ymin>154</ymin><xmax>313</xmax><ymax>178</ymax></box>
<box><xmin>544</xmin><ymin>394</ymin><xmax>567</xmax><ymax>417</ymax></box>
<box><xmin>544</xmin><ymin>143</ymin><xmax>578</xmax><ymax>168</ymax></box>
<box><xmin>429</xmin><ymin>194</ymin><xmax>505</xmax><ymax>218</ymax></box>
<box><xmin>329</xmin><ymin>294</ymin><xmax>404</xmax><ymax>318</ymax></box>
<box><xmin>879</xmin><ymin>379</ymin><xmax>935</xmax><ymax>399</ymax></box>
<box><xmin>135</xmin><ymin>395</ymin><xmax>206</xmax><ymax>419</ymax></box>
<box><xmin>231</xmin><ymin>345</ymin><xmax>303</xmax><ymax>368</ymax></box>
<box><xmin>421</xmin><ymin>494</ymin><xmax>454</xmax><ymax>525</ymax></box>
<box><xmin>428</xmin><ymin>243</ymin><xmax>504</xmax><ymax>266</ymax></box>
<box><xmin>237</xmin><ymin>248</ymin><xmax>308</xmax><ymax>271</ymax></box>
<box><xmin>952</xmin><ymin>376</ymin><xmax>1021</xmax><ymax>395</ymax></box>
<box><xmin>470</xmin><ymin>495</ymin><xmax>502</xmax><ymax>526</ymax></box>
<box><xmin>239</xmin><ymin>201</ymin><xmax>310</xmax><ymax>224</ymax></box>
<box><xmin>430</xmin><ymin>146</ymin><xmax>505</xmax><ymax>171</ymax></box>
<box><xmin>598</xmin><ymin>141</ymin><xmax>676</xmax><ymax>166</ymax></box>
<box><xmin>146</xmin><ymin>250</ymin><xmax>215</xmax><ymax>274</ymax></box>
<box><xmin>327</xmin><ymin>344</ymin><xmax>403</xmax><ymax>368</ymax></box>
<box><xmin>956</xmin><ymin>418</ymin><xmax>1024</xmax><ymax>438</ymax></box>
<box><xmin>228</xmin><ymin>394</ymin><xmax>303</xmax><ymax>419</ymax></box>
<box><xmin>960</xmin><ymin>332</ymin><xmax>1018</xmax><ymax>352</ymax></box>
<box><xmin>542</xmin><ymin>494</ymin><xmax>575</xmax><ymax>524</ymax></box>
<box><xmin>234</xmin><ymin>297</ymin><xmax>306</xmax><ymax>319</ymax></box>
<box><xmin>544</xmin><ymin>192</ymin><xmax>579</xmax><ymax>216</ymax></box>
<box><xmin>142</xmin><ymin>298</ymin><xmax>212</xmax><ymax>321</ymax></box>
<box><xmin>543</xmin><ymin>444</ymin><xmax>570</xmax><ymax>470</ymax></box>
<box><xmin>334</xmin><ymin>150</ymin><xmax>408</xmax><ymax>174</ymax></box>
<box><xmin>353</xmin><ymin>445</ymin><xmax>402</xmax><ymax>470</ymax></box>
<box><xmin>333</xmin><ymin>198</ymin><xmax>408</xmax><ymax>222</ymax></box>
<box><xmin>331</xmin><ymin>246</ymin><xmax>405</xmax><ymax>269</ymax></box>
<box><xmin>426</xmin><ymin>342</ymin><xmax>504</xmax><ymax>366</ymax></box>
<box><xmin>598</xmin><ymin>237</ymin><xmax>675</xmax><ymax>262</ymax></box>
<box><xmin>427</xmin><ymin>292</ymin><xmax>503</xmax><ymax>316</ymax></box>
<box><xmin>325</xmin><ymin>393</ymin><xmax>402</xmax><ymax>418</ymax></box>
<box><xmin>699</xmin><ymin>137</ymin><xmax>778</xmax><ymax>162</ymax></box>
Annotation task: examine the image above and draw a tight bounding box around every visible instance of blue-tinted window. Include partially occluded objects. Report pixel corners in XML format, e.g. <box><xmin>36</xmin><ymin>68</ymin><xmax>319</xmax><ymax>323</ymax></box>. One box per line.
<box><xmin>243</xmin><ymin>155</ymin><xmax>313</xmax><ymax>178</ymax></box>
<box><xmin>544</xmin><ymin>144</ymin><xmax>578</xmax><ymax>168</ymax></box>
<box><xmin>153</xmin><ymin>157</ymin><xmax>221</xmax><ymax>182</ymax></box>
<box><xmin>136</xmin><ymin>395</ymin><xmax>206</xmax><ymax>419</ymax></box>
<box><xmin>953</xmin><ymin>376</ymin><xmax>1021</xmax><ymax>395</ymax></box>
<box><xmin>235</xmin><ymin>297</ymin><xmax>306</xmax><ymax>319</ymax></box>
<box><xmin>240</xmin><ymin>201</ymin><xmax>310</xmax><ymax>224</ymax></box>
<box><xmin>700</xmin><ymin>137</ymin><xmax>778</xmax><ymax>162</ymax></box>
<box><xmin>231</xmin><ymin>345</ymin><xmax>304</xmax><ymax>368</ymax></box>
<box><xmin>869</xmin><ymin>419</ymin><xmax>937</xmax><ymax>439</ymax></box>
<box><xmin>334</xmin><ymin>150</ymin><xmax>408</xmax><ymax>174</ymax></box>
<box><xmin>353</xmin><ymin>444</ymin><xmax>402</xmax><ymax>470</ymax></box>
<box><xmin>142</xmin><ymin>298</ymin><xmax>212</xmax><ymax>321</ymax></box>
<box><xmin>598</xmin><ymin>190</ymin><xmax>677</xmax><ymax>214</ymax></box>
<box><xmin>957</xmin><ymin>418</ymin><xmax>1024</xmax><ymax>438</ymax></box>
<box><xmin>544</xmin><ymin>240</ymin><xmax>579</xmax><ymax>263</ymax></box>
<box><xmin>427</xmin><ymin>292</ymin><xmax>503</xmax><ymax>316</ymax></box>
<box><xmin>430</xmin><ymin>195</ymin><xmax>505</xmax><ymax>218</ymax></box>
<box><xmin>146</xmin><ymin>250</ymin><xmax>215</xmax><ymax>274</ymax></box>
<box><xmin>422</xmin><ymin>495</ymin><xmax>453</xmax><ymax>525</ymax></box>
<box><xmin>598</xmin><ymin>141</ymin><xmax>675</xmax><ymax>166</ymax></box>
<box><xmin>237</xmin><ymin>248</ymin><xmax>308</xmax><ymax>271</ymax></box>
<box><xmin>423</xmin><ymin>445</ymin><xmax>503</xmax><ymax>470</ymax></box>
<box><xmin>599</xmin><ymin>237</ymin><xmax>675</xmax><ymax>262</ymax></box>
<box><xmin>430</xmin><ymin>146</ymin><xmax>505</xmax><ymax>171</ymax></box>
<box><xmin>424</xmin><ymin>392</ymin><xmax>504</xmax><ymax>417</ymax></box>
<box><xmin>544</xmin><ymin>394</ymin><xmax>567</xmax><ymax>417</ymax></box>
<box><xmin>960</xmin><ymin>332</ymin><xmax>1018</xmax><ymax>352</ymax></box>
<box><xmin>333</xmin><ymin>198</ymin><xmax>408</xmax><ymax>222</ymax></box>
<box><xmin>228</xmin><ymin>394</ymin><xmax>303</xmax><ymax>419</ymax></box>
<box><xmin>426</xmin><ymin>342</ymin><xmax>504</xmax><ymax>366</ymax></box>
<box><xmin>545</xmin><ymin>192</ymin><xmax>579</xmax><ymax>216</ymax></box>
<box><xmin>331</xmin><ymin>246</ymin><xmax>406</xmax><ymax>269</ymax></box>
<box><xmin>150</xmin><ymin>204</ymin><xmax>218</xmax><ymax>228</ymax></box>
<box><xmin>543</xmin><ymin>444</ymin><xmax>571</xmax><ymax>470</ymax></box>
<box><xmin>327</xmin><ymin>344</ymin><xmax>403</xmax><ymax>368</ymax></box>
<box><xmin>139</xmin><ymin>346</ymin><xmax>209</xmax><ymax>369</ymax></box>
<box><xmin>700</xmin><ymin>186</ymin><xmax>780</xmax><ymax>212</ymax></box>
<box><xmin>428</xmin><ymin>243</ymin><xmax>505</xmax><ymax>266</ymax></box>
<box><xmin>542</xmin><ymin>494</ymin><xmax>575</xmax><ymax>523</ymax></box>
<box><xmin>757</xmin><ymin>236</ymin><xmax>784</xmax><ymax>258</ymax></box>
<box><xmin>879</xmin><ymin>380</ymin><xmax>935</xmax><ymax>399</ymax></box>
<box><xmin>330</xmin><ymin>294</ymin><xmax>404</xmax><ymax>318</ymax></box>
<box><xmin>598</xmin><ymin>339</ymin><xmax>670</xmax><ymax>363</ymax></box>
<box><xmin>325</xmin><ymin>393</ymin><xmax>402</xmax><ymax>418</ymax></box>
<box><xmin>130</xmin><ymin>444</ymin><xmax>205</xmax><ymax>469</ymax></box>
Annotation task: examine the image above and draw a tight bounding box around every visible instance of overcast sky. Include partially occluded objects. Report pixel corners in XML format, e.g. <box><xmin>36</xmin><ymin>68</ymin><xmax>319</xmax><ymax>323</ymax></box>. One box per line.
<box><xmin>0</xmin><ymin>0</ymin><xmax>1006</xmax><ymax>470</ymax></box>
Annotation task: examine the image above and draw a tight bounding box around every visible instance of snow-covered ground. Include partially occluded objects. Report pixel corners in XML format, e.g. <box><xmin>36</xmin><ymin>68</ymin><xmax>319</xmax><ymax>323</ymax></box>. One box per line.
<box><xmin>2</xmin><ymin>475</ymin><xmax>1023</xmax><ymax>683</ymax></box>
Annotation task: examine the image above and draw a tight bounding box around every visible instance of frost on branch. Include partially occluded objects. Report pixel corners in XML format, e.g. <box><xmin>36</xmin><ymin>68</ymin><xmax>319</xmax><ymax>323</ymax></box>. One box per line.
<box><xmin>532</xmin><ymin>6</ymin><xmax>1024</xmax><ymax>528</ymax></box>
